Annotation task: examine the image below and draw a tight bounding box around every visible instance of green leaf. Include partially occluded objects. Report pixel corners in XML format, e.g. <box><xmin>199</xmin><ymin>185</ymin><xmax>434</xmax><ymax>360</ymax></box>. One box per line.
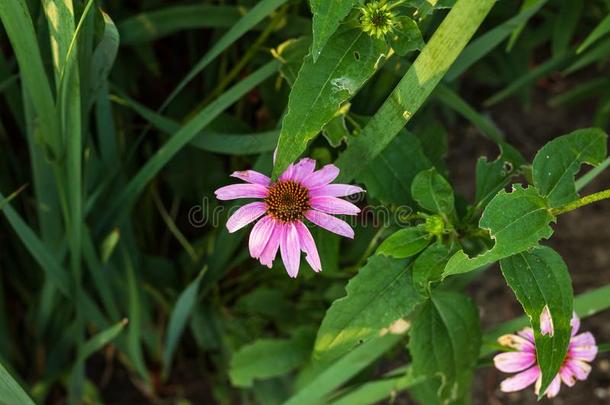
<box><xmin>357</xmin><ymin>130</ymin><xmax>432</xmax><ymax>205</ymax></box>
<box><xmin>273</xmin><ymin>27</ymin><xmax>388</xmax><ymax>177</ymax></box>
<box><xmin>411</xmin><ymin>168</ymin><xmax>455</xmax><ymax>219</ymax></box>
<box><xmin>577</xmin><ymin>13</ymin><xmax>610</xmax><ymax>53</ymax></box>
<box><xmin>77</xmin><ymin>319</ymin><xmax>128</xmax><ymax>363</ymax></box>
<box><xmin>474</xmin><ymin>156</ymin><xmax>513</xmax><ymax>207</ymax></box>
<box><xmin>0</xmin><ymin>361</ymin><xmax>35</xmax><ymax>405</ymax></box>
<box><xmin>163</xmin><ymin>270</ymin><xmax>205</xmax><ymax>378</ymax></box>
<box><xmin>443</xmin><ymin>185</ymin><xmax>555</xmax><ymax>278</ymax></box>
<box><xmin>310</xmin><ymin>0</ymin><xmax>359</xmax><ymax>61</ymax></box>
<box><xmin>500</xmin><ymin>246</ymin><xmax>573</xmax><ymax>395</ymax></box>
<box><xmin>377</xmin><ymin>226</ymin><xmax>432</xmax><ymax>259</ymax></box>
<box><xmin>229</xmin><ymin>329</ymin><xmax>314</xmax><ymax>387</ymax></box>
<box><xmin>532</xmin><ymin>128</ymin><xmax>608</xmax><ymax>208</ymax></box>
<box><xmin>335</xmin><ymin>0</ymin><xmax>496</xmax><ymax>183</ymax></box>
<box><xmin>551</xmin><ymin>0</ymin><xmax>581</xmax><ymax>56</ymax></box>
<box><xmin>412</xmin><ymin>242</ymin><xmax>456</xmax><ymax>294</ymax></box>
<box><xmin>389</xmin><ymin>16</ymin><xmax>424</xmax><ymax>56</ymax></box>
<box><xmin>408</xmin><ymin>291</ymin><xmax>481</xmax><ymax>403</ymax></box>
<box><xmin>88</xmin><ymin>11</ymin><xmax>119</xmax><ymax>110</ymax></box>
<box><xmin>285</xmin><ymin>334</ymin><xmax>403</xmax><ymax>405</ymax></box>
<box><xmin>313</xmin><ymin>255</ymin><xmax>423</xmax><ymax>364</ymax></box>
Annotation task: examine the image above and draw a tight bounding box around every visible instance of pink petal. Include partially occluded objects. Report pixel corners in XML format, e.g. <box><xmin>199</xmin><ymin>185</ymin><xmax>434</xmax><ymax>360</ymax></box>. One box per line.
<box><xmin>259</xmin><ymin>224</ymin><xmax>281</xmax><ymax>268</ymax></box>
<box><xmin>544</xmin><ymin>374</ymin><xmax>562</xmax><ymax>398</ymax></box>
<box><xmin>310</xmin><ymin>196</ymin><xmax>360</xmax><ymax>215</ymax></box>
<box><xmin>494</xmin><ymin>351</ymin><xmax>536</xmax><ymax>373</ymax></box>
<box><xmin>295</xmin><ymin>221</ymin><xmax>321</xmax><ymax>272</ymax></box>
<box><xmin>226</xmin><ymin>202</ymin><xmax>267</xmax><ymax>233</ymax></box>
<box><xmin>569</xmin><ymin>332</ymin><xmax>598</xmax><ymax>362</ymax></box>
<box><xmin>309</xmin><ymin>184</ymin><xmax>365</xmax><ymax>198</ymax></box>
<box><xmin>570</xmin><ymin>312</ymin><xmax>580</xmax><ymax>336</ymax></box>
<box><xmin>305</xmin><ymin>210</ymin><xmax>354</xmax><ymax>239</ymax></box>
<box><xmin>292</xmin><ymin>158</ymin><xmax>316</xmax><ymax>181</ymax></box>
<box><xmin>565</xmin><ymin>359</ymin><xmax>592</xmax><ymax>381</ymax></box>
<box><xmin>279</xmin><ymin>163</ymin><xmax>296</xmax><ymax>181</ymax></box>
<box><xmin>280</xmin><ymin>223</ymin><xmax>301</xmax><ymax>278</ymax></box>
<box><xmin>540</xmin><ymin>305</ymin><xmax>554</xmax><ymax>337</ymax></box>
<box><xmin>302</xmin><ymin>164</ymin><xmax>340</xmax><ymax>189</ymax></box>
<box><xmin>231</xmin><ymin>170</ymin><xmax>270</xmax><ymax>186</ymax></box>
<box><xmin>560</xmin><ymin>365</ymin><xmax>576</xmax><ymax>387</ymax></box>
<box><xmin>249</xmin><ymin>216</ymin><xmax>276</xmax><ymax>259</ymax></box>
<box><xmin>517</xmin><ymin>327</ymin><xmax>535</xmax><ymax>344</ymax></box>
<box><xmin>498</xmin><ymin>332</ymin><xmax>535</xmax><ymax>352</ymax></box>
<box><xmin>500</xmin><ymin>365</ymin><xmax>540</xmax><ymax>392</ymax></box>
<box><xmin>215</xmin><ymin>183</ymin><xmax>268</xmax><ymax>200</ymax></box>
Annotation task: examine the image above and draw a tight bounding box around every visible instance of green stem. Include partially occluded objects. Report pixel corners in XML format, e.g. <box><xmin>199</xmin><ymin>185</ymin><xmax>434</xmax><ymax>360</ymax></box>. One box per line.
<box><xmin>550</xmin><ymin>188</ymin><xmax>610</xmax><ymax>215</ymax></box>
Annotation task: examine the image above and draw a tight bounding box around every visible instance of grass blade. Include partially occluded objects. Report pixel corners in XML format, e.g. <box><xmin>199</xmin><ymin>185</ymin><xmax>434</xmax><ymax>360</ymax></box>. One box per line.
<box><xmin>0</xmin><ymin>361</ymin><xmax>35</xmax><ymax>405</ymax></box>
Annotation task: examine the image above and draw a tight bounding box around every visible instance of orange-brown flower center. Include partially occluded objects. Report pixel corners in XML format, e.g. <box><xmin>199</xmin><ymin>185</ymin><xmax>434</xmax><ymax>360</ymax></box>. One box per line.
<box><xmin>265</xmin><ymin>180</ymin><xmax>310</xmax><ymax>223</ymax></box>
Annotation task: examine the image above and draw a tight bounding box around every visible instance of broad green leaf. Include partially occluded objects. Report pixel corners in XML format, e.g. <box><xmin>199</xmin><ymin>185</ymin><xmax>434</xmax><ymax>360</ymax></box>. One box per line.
<box><xmin>229</xmin><ymin>329</ymin><xmax>314</xmax><ymax>387</ymax></box>
<box><xmin>163</xmin><ymin>270</ymin><xmax>205</xmax><ymax>378</ymax></box>
<box><xmin>411</xmin><ymin>168</ymin><xmax>455</xmax><ymax>219</ymax></box>
<box><xmin>500</xmin><ymin>246</ymin><xmax>573</xmax><ymax>395</ymax></box>
<box><xmin>357</xmin><ymin>131</ymin><xmax>432</xmax><ymax>205</ymax></box>
<box><xmin>377</xmin><ymin>225</ymin><xmax>431</xmax><ymax>259</ymax></box>
<box><xmin>443</xmin><ymin>185</ymin><xmax>555</xmax><ymax>278</ymax></box>
<box><xmin>99</xmin><ymin>61</ymin><xmax>279</xmax><ymax>230</ymax></box>
<box><xmin>313</xmin><ymin>255</ymin><xmax>423</xmax><ymax>364</ymax></box>
<box><xmin>286</xmin><ymin>334</ymin><xmax>403</xmax><ymax>405</ymax></box>
<box><xmin>0</xmin><ymin>361</ymin><xmax>35</xmax><ymax>405</ymax></box>
<box><xmin>389</xmin><ymin>16</ymin><xmax>424</xmax><ymax>56</ymax></box>
<box><xmin>412</xmin><ymin>242</ymin><xmax>455</xmax><ymax>293</ymax></box>
<box><xmin>309</xmin><ymin>0</ymin><xmax>359</xmax><ymax>61</ymax></box>
<box><xmin>409</xmin><ymin>290</ymin><xmax>481</xmax><ymax>403</ymax></box>
<box><xmin>117</xmin><ymin>4</ymin><xmax>241</xmax><ymax>45</ymax></box>
<box><xmin>474</xmin><ymin>156</ymin><xmax>513</xmax><ymax>207</ymax></box>
<box><xmin>577</xmin><ymin>14</ymin><xmax>610</xmax><ymax>53</ymax></box>
<box><xmin>335</xmin><ymin>0</ymin><xmax>496</xmax><ymax>183</ymax></box>
<box><xmin>273</xmin><ymin>27</ymin><xmax>388</xmax><ymax>177</ymax></box>
<box><xmin>532</xmin><ymin>128</ymin><xmax>608</xmax><ymax>208</ymax></box>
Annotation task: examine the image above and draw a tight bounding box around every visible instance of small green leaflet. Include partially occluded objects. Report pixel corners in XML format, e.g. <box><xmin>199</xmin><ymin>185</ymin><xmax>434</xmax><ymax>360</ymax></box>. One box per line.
<box><xmin>411</xmin><ymin>168</ymin><xmax>455</xmax><ymax>220</ymax></box>
<box><xmin>309</xmin><ymin>0</ymin><xmax>360</xmax><ymax>61</ymax></box>
<box><xmin>377</xmin><ymin>225</ymin><xmax>431</xmax><ymax>259</ymax></box>
<box><xmin>230</xmin><ymin>329</ymin><xmax>314</xmax><ymax>387</ymax></box>
<box><xmin>500</xmin><ymin>246</ymin><xmax>573</xmax><ymax>396</ymax></box>
<box><xmin>273</xmin><ymin>27</ymin><xmax>388</xmax><ymax>178</ymax></box>
<box><xmin>389</xmin><ymin>16</ymin><xmax>424</xmax><ymax>56</ymax></box>
<box><xmin>532</xmin><ymin>128</ymin><xmax>607</xmax><ymax>208</ymax></box>
<box><xmin>408</xmin><ymin>290</ymin><xmax>481</xmax><ymax>403</ymax></box>
<box><xmin>313</xmin><ymin>255</ymin><xmax>423</xmax><ymax>364</ymax></box>
<box><xmin>443</xmin><ymin>185</ymin><xmax>555</xmax><ymax>278</ymax></box>
<box><xmin>357</xmin><ymin>130</ymin><xmax>432</xmax><ymax>205</ymax></box>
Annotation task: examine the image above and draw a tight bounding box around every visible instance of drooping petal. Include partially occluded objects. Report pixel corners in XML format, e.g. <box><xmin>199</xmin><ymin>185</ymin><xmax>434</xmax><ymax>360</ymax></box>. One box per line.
<box><xmin>226</xmin><ymin>202</ymin><xmax>267</xmax><ymax>232</ymax></box>
<box><xmin>280</xmin><ymin>223</ymin><xmax>301</xmax><ymax>278</ymax></box>
<box><xmin>498</xmin><ymin>332</ymin><xmax>535</xmax><ymax>352</ymax></box>
<box><xmin>500</xmin><ymin>366</ymin><xmax>540</xmax><ymax>392</ymax></box>
<box><xmin>259</xmin><ymin>224</ymin><xmax>282</xmax><ymax>268</ymax></box>
<box><xmin>310</xmin><ymin>196</ymin><xmax>361</xmax><ymax>215</ymax></box>
<box><xmin>309</xmin><ymin>184</ymin><xmax>365</xmax><ymax>198</ymax></box>
<box><xmin>544</xmin><ymin>374</ymin><xmax>562</xmax><ymax>398</ymax></box>
<box><xmin>215</xmin><ymin>183</ymin><xmax>268</xmax><ymax>200</ymax></box>
<box><xmin>231</xmin><ymin>170</ymin><xmax>271</xmax><ymax>186</ymax></box>
<box><xmin>292</xmin><ymin>158</ymin><xmax>316</xmax><ymax>181</ymax></box>
<box><xmin>569</xmin><ymin>332</ymin><xmax>598</xmax><ymax>362</ymax></box>
<box><xmin>540</xmin><ymin>305</ymin><xmax>554</xmax><ymax>337</ymax></box>
<box><xmin>249</xmin><ymin>215</ymin><xmax>276</xmax><ymax>259</ymax></box>
<box><xmin>295</xmin><ymin>221</ymin><xmax>321</xmax><ymax>272</ymax></box>
<box><xmin>560</xmin><ymin>365</ymin><xmax>576</xmax><ymax>387</ymax></box>
<box><xmin>302</xmin><ymin>164</ymin><xmax>340</xmax><ymax>189</ymax></box>
<box><xmin>570</xmin><ymin>312</ymin><xmax>581</xmax><ymax>336</ymax></box>
<box><xmin>565</xmin><ymin>359</ymin><xmax>592</xmax><ymax>381</ymax></box>
<box><xmin>305</xmin><ymin>210</ymin><xmax>354</xmax><ymax>239</ymax></box>
<box><xmin>494</xmin><ymin>351</ymin><xmax>536</xmax><ymax>373</ymax></box>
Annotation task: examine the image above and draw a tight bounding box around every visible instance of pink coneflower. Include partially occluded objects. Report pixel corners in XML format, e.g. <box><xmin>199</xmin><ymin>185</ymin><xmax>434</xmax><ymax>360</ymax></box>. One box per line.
<box><xmin>215</xmin><ymin>158</ymin><xmax>363</xmax><ymax>277</ymax></box>
<box><xmin>494</xmin><ymin>313</ymin><xmax>597</xmax><ymax>398</ymax></box>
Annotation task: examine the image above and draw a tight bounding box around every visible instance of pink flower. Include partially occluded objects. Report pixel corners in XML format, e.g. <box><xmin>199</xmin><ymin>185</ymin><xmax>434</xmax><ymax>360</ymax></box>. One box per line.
<box><xmin>215</xmin><ymin>158</ymin><xmax>364</xmax><ymax>277</ymax></box>
<box><xmin>494</xmin><ymin>313</ymin><xmax>598</xmax><ymax>398</ymax></box>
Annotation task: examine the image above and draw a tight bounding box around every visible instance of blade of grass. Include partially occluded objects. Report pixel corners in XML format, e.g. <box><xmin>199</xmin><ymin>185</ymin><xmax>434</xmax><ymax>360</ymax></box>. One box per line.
<box><xmin>76</xmin><ymin>319</ymin><xmax>128</xmax><ymax>364</ymax></box>
<box><xmin>0</xmin><ymin>360</ymin><xmax>35</xmax><ymax>405</ymax></box>
<box><xmin>335</xmin><ymin>0</ymin><xmax>497</xmax><ymax>183</ymax></box>
<box><xmin>576</xmin><ymin>156</ymin><xmax>610</xmax><ymax>191</ymax></box>
<box><xmin>98</xmin><ymin>60</ymin><xmax>279</xmax><ymax>231</ymax></box>
<box><xmin>577</xmin><ymin>13</ymin><xmax>610</xmax><ymax>53</ymax></box>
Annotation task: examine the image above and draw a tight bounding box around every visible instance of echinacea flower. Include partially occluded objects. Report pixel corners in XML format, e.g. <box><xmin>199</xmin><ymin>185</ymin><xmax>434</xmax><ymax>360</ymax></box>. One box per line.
<box><xmin>215</xmin><ymin>158</ymin><xmax>364</xmax><ymax>277</ymax></box>
<box><xmin>494</xmin><ymin>313</ymin><xmax>597</xmax><ymax>398</ymax></box>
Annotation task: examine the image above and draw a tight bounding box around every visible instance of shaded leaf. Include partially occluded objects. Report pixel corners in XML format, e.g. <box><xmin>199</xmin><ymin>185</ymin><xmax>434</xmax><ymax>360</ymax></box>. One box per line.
<box><xmin>411</xmin><ymin>168</ymin><xmax>455</xmax><ymax>219</ymax></box>
<box><xmin>389</xmin><ymin>16</ymin><xmax>424</xmax><ymax>56</ymax></box>
<box><xmin>377</xmin><ymin>225</ymin><xmax>431</xmax><ymax>259</ymax></box>
<box><xmin>412</xmin><ymin>242</ymin><xmax>456</xmax><ymax>294</ymax></box>
<box><xmin>309</xmin><ymin>0</ymin><xmax>359</xmax><ymax>61</ymax></box>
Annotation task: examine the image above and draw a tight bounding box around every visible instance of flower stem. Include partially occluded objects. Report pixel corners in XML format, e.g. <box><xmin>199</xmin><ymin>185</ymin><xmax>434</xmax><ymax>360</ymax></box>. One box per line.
<box><xmin>551</xmin><ymin>188</ymin><xmax>610</xmax><ymax>215</ymax></box>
